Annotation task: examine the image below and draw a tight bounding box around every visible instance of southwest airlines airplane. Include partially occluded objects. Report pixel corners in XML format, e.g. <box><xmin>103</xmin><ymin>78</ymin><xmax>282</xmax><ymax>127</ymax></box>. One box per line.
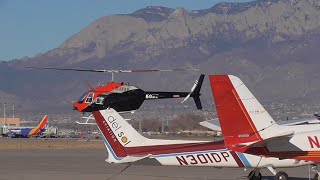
<box><xmin>4</xmin><ymin>115</ymin><xmax>48</xmax><ymax>138</ymax></box>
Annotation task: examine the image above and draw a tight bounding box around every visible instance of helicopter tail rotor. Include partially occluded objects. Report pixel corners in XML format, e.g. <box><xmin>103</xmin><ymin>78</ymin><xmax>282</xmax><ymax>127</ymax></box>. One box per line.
<box><xmin>181</xmin><ymin>74</ymin><xmax>204</xmax><ymax>110</ymax></box>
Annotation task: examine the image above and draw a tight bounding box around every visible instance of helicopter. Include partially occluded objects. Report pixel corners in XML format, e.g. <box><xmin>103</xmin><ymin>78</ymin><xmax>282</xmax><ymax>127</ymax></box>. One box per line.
<box><xmin>27</xmin><ymin>67</ymin><xmax>204</xmax><ymax>112</ymax></box>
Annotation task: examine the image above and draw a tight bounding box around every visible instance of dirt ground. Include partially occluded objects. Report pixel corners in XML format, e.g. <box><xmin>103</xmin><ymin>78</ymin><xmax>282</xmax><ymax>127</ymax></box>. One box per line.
<box><xmin>0</xmin><ymin>137</ymin><xmax>105</xmax><ymax>150</ymax></box>
<box><xmin>0</xmin><ymin>135</ymin><xmax>220</xmax><ymax>150</ymax></box>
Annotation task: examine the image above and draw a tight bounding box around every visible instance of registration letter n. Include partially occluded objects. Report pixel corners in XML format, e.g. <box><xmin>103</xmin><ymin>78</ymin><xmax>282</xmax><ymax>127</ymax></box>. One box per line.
<box><xmin>176</xmin><ymin>156</ymin><xmax>188</xmax><ymax>165</ymax></box>
<box><xmin>308</xmin><ymin>136</ymin><xmax>320</xmax><ymax>148</ymax></box>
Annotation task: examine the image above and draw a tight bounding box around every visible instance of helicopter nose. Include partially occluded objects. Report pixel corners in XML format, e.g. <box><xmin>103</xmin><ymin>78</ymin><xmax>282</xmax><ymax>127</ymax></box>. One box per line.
<box><xmin>73</xmin><ymin>102</ymin><xmax>84</xmax><ymax>112</ymax></box>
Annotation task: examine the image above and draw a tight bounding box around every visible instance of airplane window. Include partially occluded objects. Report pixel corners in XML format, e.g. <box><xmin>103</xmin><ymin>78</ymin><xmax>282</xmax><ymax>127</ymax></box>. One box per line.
<box><xmin>77</xmin><ymin>92</ymin><xmax>88</xmax><ymax>103</ymax></box>
<box><xmin>85</xmin><ymin>93</ymin><xmax>94</xmax><ymax>103</ymax></box>
<box><xmin>96</xmin><ymin>97</ymin><xmax>105</xmax><ymax>105</ymax></box>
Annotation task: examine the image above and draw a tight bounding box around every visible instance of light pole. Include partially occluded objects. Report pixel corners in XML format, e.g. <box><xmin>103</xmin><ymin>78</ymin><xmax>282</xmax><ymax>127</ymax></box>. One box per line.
<box><xmin>12</xmin><ymin>105</ymin><xmax>15</xmax><ymax>118</ymax></box>
<box><xmin>3</xmin><ymin>102</ymin><xmax>6</xmax><ymax>125</ymax></box>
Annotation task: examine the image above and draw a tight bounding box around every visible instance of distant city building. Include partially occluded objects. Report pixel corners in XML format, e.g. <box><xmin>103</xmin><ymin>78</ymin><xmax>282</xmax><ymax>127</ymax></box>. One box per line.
<box><xmin>43</xmin><ymin>126</ymin><xmax>58</xmax><ymax>135</ymax></box>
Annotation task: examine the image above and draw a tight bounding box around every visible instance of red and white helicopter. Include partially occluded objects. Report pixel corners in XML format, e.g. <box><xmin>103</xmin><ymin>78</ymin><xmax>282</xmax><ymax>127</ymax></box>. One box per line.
<box><xmin>27</xmin><ymin>67</ymin><xmax>204</xmax><ymax>113</ymax></box>
<box><xmin>209</xmin><ymin>75</ymin><xmax>320</xmax><ymax>180</ymax></box>
<box><xmin>88</xmin><ymin>107</ymin><xmax>312</xmax><ymax>180</ymax></box>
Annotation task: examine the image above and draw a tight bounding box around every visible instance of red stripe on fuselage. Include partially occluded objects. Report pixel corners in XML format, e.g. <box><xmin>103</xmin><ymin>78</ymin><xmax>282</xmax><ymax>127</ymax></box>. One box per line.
<box><xmin>244</xmin><ymin>147</ymin><xmax>320</xmax><ymax>162</ymax></box>
<box><xmin>229</xmin><ymin>151</ymin><xmax>244</xmax><ymax>167</ymax></box>
<box><xmin>124</xmin><ymin>141</ymin><xmax>226</xmax><ymax>156</ymax></box>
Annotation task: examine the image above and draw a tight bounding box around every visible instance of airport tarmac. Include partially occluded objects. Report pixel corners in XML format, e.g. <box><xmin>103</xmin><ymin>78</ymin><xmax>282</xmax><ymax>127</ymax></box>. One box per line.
<box><xmin>0</xmin><ymin>148</ymin><xmax>315</xmax><ymax>180</ymax></box>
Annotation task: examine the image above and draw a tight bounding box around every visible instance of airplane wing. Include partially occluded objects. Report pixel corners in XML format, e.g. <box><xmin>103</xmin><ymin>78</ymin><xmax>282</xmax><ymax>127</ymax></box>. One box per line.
<box><xmin>199</xmin><ymin>118</ymin><xmax>221</xmax><ymax>131</ymax></box>
<box><xmin>278</xmin><ymin>118</ymin><xmax>320</xmax><ymax>126</ymax></box>
<box><xmin>199</xmin><ymin>117</ymin><xmax>320</xmax><ymax>131</ymax></box>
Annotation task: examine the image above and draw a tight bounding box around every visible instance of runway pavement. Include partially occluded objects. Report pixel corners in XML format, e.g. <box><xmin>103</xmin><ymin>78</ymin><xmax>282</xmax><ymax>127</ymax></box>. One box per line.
<box><xmin>0</xmin><ymin>149</ymin><xmax>315</xmax><ymax>180</ymax></box>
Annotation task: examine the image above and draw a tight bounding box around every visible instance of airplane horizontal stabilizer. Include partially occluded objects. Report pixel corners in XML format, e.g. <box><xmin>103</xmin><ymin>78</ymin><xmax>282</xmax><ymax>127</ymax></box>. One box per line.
<box><xmin>106</xmin><ymin>154</ymin><xmax>152</xmax><ymax>164</ymax></box>
<box><xmin>199</xmin><ymin>118</ymin><xmax>221</xmax><ymax>132</ymax></box>
<box><xmin>233</xmin><ymin>131</ymin><xmax>295</xmax><ymax>148</ymax></box>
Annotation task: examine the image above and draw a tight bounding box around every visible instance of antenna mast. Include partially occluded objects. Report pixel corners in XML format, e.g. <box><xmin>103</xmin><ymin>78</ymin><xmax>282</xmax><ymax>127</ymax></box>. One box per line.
<box><xmin>111</xmin><ymin>72</ymin><xmax>115</xmax><ymax>82</ymax></box>
<box><xmin>3</xmin><ymin>102</ymin><xmax>6</xmax><ymax>125</ymax></box>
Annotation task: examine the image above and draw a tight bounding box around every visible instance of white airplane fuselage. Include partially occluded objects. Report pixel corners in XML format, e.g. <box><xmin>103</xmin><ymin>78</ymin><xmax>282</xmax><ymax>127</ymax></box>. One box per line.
<box><xmin>93</xmin><ymin>108</ymin><xmax>311</xmax><ymax>169</ymax></box>
<box><xmin>253</xmin><ymin>124</ymin><xmax>320</xmax><ymax>162</ymax></box>
<box><xmin>151</xmin><ymin>147</ymin><xmax>310</xmax><ymax>168</ymax></box>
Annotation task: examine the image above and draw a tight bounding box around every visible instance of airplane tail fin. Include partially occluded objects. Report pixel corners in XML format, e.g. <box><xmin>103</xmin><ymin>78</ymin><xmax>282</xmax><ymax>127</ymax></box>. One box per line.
<box><xmin>92</xmin><ymin>109</ymin><xmax>149</xmax><ymax>163</ymax></box>
<box><xmin>190</xmin><ymin>74</ymin><xmax>205</xmax><ymax>110</ymax></box>
<box><xmin>209</xmin><ymin>75</ymin><xmax>279</xmax><ymax>149</ymax></box>
<box><xmin>93</xmin><ymin>108</ymin><xmax>201</xmax><ymax>163</ymax></box>
<box><xmin>29</xmin><ymin>115</ymin><xmax>48</xmax><ymax>136</ymax></box>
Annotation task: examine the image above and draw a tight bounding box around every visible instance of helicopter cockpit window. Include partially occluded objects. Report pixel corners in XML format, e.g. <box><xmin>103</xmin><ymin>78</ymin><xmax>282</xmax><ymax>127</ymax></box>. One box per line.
<box><xmin>85</xmin><ymin>92</ymin><xmax>94</xmax><ymax>104</ymax></box>
<box><xmin>77</xmin><ymin>92</ymin><xmax>88</xmax><ymax>103</ymax></box>
<box><xmin>96</xmin><ymin>96</ymin><xmax>105</xmax><ymax>105</ymax></box>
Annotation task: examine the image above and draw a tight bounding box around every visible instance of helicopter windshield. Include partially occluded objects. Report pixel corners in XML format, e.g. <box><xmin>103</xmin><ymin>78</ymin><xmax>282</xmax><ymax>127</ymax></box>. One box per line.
<box><xmin>85</xmin><ymin>92</ymin><xmax>95</xmax><ymax>103</ymax></box>
<box><xmin>77</xmin><ymin>92</ymin><xmax>88</xmax><ymax>103</ymax></box>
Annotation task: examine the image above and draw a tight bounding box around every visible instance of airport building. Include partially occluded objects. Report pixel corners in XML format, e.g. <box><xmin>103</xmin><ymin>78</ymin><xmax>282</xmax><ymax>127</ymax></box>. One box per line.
<box><xmin>0</xmin><ymin>118</ymin><xmax>20</xmax><ymax>127</ymax></box>
<box><xmin>0</xmin><ymin>118</ymin><xmax>21</xmax><ymax>135</ymax></box>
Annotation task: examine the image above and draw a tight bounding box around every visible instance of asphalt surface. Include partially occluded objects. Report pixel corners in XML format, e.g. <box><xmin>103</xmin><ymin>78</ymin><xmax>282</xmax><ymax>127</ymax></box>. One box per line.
<box><xmin>0</xmin><ymin>149</ymin><xmax>316</xmax><ymax>180</ymax></box>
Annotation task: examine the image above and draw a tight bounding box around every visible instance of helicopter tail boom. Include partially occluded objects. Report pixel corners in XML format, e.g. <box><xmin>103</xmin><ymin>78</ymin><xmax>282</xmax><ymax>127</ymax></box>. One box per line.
<box><xmin>144</xmin><ymin>74</ymin><xmax>204</xmax><ymax>110</ymax></box>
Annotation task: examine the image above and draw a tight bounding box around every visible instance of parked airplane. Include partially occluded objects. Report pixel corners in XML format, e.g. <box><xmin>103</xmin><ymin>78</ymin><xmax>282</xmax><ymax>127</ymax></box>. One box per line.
<box><xmin>209</xmin><ymin>75</ymin><xmax>320</xmax><ymax>179</ymax></box>
<box><xmin>91</xmin><ymin>108</ymin><xmax>311</xmax><ymax>180</ymax></box>
<box><xmin>4</xmin><ymin>115</ymin><xmax>48</xmax><ymax>138</ymax></box>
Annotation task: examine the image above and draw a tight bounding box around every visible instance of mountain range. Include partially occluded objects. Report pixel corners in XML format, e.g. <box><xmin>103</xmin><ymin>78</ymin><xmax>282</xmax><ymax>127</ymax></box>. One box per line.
<box><xmin>1</xmin><ymin>0</ymin><xmax>320</xmax><ymax>115</ymax></box>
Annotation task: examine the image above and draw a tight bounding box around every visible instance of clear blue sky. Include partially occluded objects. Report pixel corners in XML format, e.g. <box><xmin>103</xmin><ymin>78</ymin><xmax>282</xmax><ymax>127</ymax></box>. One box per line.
<box><xmin>0</xmin><ymin>0</ymin><xmax>250</xmax><ymax>61</ymax></box>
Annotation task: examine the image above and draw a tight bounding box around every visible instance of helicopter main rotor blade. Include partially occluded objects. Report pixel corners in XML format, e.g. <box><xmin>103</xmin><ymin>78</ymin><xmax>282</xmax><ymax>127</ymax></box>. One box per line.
<box><xmin>125</xmin><ymin>69</ymin><xmax>199</xmax><ymax>73</ymax></box>
<box><xmin>26</xmin><ymin>67</ymin><xmax>199</xmax><ymax>73</ymax></box>
<box><xmin>25</xmin><ymin>67</ymin><xmax>111</xmax><ymax>73</ymax></box>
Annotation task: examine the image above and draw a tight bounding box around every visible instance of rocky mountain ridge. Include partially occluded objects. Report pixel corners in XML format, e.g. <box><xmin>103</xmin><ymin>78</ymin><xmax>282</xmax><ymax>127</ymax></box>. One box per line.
<box><xmin>1</xmin><ymin>0</ymin><xmax>320</xmax><ymax>114</ymax></box>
